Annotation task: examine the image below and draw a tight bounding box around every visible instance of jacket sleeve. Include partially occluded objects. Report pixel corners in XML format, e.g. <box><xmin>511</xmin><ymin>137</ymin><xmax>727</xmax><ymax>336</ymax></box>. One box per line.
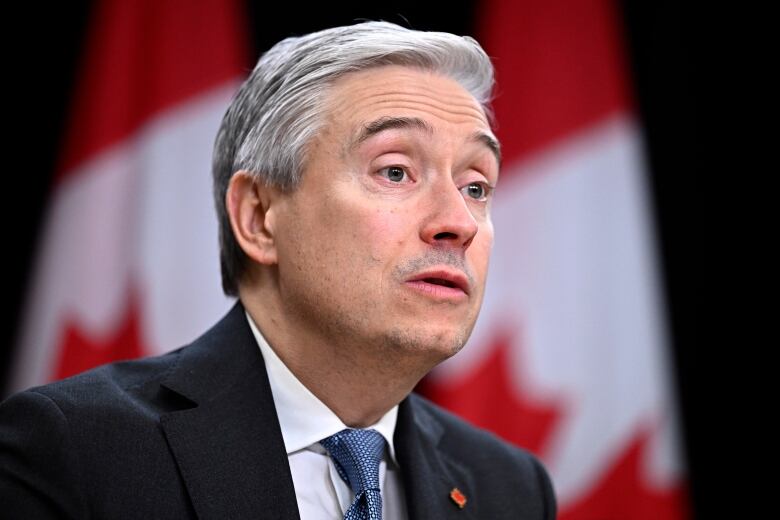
<box><xmin>530</xmin><ymin>453</ymin><xmax>557</xmax><ymax>520</ymax></box>
<box><xmin>0</xmin><ymin>390</ymin><xmax>88</xmax><ymax>520</ymax></box>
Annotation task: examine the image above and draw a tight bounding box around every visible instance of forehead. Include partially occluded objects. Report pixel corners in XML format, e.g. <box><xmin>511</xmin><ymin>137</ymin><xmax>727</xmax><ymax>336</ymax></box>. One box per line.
<box><xmin>322</xmin><ymin>65</ymin><xmax>493</xmax><ymax>137</ymax></box>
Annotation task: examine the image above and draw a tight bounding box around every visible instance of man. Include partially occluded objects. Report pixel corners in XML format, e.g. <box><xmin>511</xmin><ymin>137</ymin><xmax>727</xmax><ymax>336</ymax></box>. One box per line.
<box><xmin>0</xmin><ymin>21</ymin><xmax>556</xmax><ymax>519</ymax></box>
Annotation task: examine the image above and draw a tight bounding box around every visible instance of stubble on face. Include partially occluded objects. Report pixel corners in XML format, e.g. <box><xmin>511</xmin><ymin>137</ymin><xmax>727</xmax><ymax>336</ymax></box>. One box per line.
<box><xmin>387</xmin><ymin>248</ymin><xmax>480</xmax><ymax>350</ymax></box>
<box><xmin>280</xmin><ymin>237</ymin><xmax>484</xmax><ymax>374</ymax></box>
<box><xmin>270</xmin><ymin>66</ymin><xmax>495</xmax><ymax>370</ymax></box>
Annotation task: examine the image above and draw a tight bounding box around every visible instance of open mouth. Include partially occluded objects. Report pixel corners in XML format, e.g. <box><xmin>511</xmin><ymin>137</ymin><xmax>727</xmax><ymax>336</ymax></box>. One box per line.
<box><xmin>405</xmin><ymin>270</ymin><xmax>469</xmax><ymax>301</ymax></box>
<box><xmin>423</xmin><ymin>277</ymin><xmax>459</xmax><ymax>288</ymax></box>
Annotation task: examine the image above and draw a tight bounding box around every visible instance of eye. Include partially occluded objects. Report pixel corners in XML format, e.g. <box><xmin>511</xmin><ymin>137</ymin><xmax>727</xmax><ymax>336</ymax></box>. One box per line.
<box><xmin>378</xmin><ymin>166</ymin><xmax>408</xmax><ymax>183</ymax></box>
<box><xmin>461</xmin><ymin>182</ymin><xmax>492</xmax><ymax>201</ymax></box>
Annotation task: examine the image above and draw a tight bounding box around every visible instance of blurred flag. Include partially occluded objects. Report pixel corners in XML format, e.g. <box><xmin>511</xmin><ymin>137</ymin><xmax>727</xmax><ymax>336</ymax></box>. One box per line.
<box><xmin>420</xmin><ymin>0</ymin><xmax>691</xmax><ymax>518</ymax></box>
<box><xmin>9</xmin><ymin>0</ymin><xmax>248</xmax><ymax>390</ymax></box>
<box><xmin>10</xmin><ymin>1</ymin><xmax>690</xmax><ymax>517</ymax></box>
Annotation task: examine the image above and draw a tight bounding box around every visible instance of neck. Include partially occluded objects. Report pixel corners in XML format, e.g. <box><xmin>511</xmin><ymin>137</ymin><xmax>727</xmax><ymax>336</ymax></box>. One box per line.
<box><xmin>240</xmin><ymin>285</ymin><xmax>436</xmax><ymax>428</ymax></box>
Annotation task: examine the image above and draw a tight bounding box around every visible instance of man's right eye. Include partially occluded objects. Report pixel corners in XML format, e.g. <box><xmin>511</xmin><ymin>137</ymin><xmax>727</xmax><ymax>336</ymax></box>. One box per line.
<box><xmin>378</xmin><ymin>166</ymin><xmax>408</xmax><ymax>183</ymax></box>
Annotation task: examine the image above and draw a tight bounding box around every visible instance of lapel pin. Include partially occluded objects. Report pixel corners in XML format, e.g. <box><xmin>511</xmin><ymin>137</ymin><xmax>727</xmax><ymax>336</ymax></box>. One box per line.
<box><xmin>449</xmin><ymin>487</ymin><xmax>467</xmax><ymax>509</ymax></box>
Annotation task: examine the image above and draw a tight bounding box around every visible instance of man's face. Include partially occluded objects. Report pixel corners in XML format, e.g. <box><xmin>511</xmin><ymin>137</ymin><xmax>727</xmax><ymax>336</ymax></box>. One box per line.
<box><xmin>271</xmin><ymin>65</ymin><xmax>499</xmax><ymax>364</ymax></box>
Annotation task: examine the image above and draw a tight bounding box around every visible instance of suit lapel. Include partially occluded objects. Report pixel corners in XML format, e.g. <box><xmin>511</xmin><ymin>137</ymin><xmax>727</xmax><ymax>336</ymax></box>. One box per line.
<box><xmin>395</xmin><ymin>395</ymin><xmax>478</xmax><ymax>520</ymax></box>
<box><xmin>159</xmin><ymin>302</ymin><xmax>300</xmax><ymax>520</ymax></box>
<box><xmin>156</xmin><ymin>301</ymin><xmax>479</xmax><ymax>519</ymax></box>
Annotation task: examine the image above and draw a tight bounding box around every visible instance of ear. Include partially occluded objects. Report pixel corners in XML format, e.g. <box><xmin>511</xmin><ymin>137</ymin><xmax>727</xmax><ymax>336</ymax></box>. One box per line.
<box><xmin>225</xmin><ymin>170</ymin><xmax>281</xmax><ymax>266</ymax></box>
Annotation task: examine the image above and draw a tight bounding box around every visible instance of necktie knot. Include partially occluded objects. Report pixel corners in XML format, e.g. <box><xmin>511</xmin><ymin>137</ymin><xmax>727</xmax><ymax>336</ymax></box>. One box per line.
<box><xmin>321</xmin><ymin>428</ymin><xmax>386</xmax><ymax>520</ymax></box>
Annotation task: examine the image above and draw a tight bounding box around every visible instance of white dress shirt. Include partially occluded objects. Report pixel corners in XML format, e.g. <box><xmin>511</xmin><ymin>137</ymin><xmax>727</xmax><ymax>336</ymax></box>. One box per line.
<box><xmin>246</xmin><ymin>312</ymin><xmax>408</xmax><ymax>520</ymax></box>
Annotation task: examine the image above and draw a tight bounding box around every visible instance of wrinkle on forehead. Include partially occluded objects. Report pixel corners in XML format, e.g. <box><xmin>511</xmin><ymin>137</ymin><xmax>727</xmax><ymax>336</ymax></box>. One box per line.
<box><xmin>355</xmin><ymin>96</ymin><xmax>487</xmax><ymax>124</ymax></box>
<box><xmin>312</xmin><ymin>66</ymin><xmax>500</xmax><ymax>171</ymax></box>
<box><xmin>343</xmin><ymin>84</ymin><xmax>483</xmax><ymax>114</ymax></box>
<box><xmin>325</xmin><ymin>66</ymin><xmax>491</xmax><ymax>128</ymax></box>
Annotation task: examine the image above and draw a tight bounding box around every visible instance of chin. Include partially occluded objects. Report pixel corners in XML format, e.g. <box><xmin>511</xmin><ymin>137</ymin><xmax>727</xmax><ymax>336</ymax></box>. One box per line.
<box><xmin>382</xmin><ymin>324</ymin><xmax>471</xmax><ymax>362</ymax></box>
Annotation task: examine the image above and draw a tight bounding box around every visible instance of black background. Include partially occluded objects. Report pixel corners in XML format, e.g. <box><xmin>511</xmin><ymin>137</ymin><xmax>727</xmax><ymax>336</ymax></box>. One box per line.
<box><xmin>2</xmin><ymin>0</ymin><xmax>696</xmax><ymax>516</ymax></box>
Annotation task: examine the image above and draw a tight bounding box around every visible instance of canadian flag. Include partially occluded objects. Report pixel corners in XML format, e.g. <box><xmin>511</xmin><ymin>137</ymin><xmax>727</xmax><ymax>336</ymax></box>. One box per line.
<box><xmin>420</xmin><ymin>0</ymin><xmax>692</xmax><ymax>518</ymax></box>
<box><xmin>9</xmin><ymin>1</ymin><xmax>690</xmax><ymax>518</ymax></box>
<box><xmin>9</xmin><ymin>0</ymin><xmax>248</xmax><ymax>389</ymax></box>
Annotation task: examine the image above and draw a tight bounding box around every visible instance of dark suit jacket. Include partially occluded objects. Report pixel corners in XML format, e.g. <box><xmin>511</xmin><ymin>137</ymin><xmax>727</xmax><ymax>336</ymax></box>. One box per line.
<box><xmin>0</xmin><ymin>301</ymin><xmax>556</xmax><ymax>519</ymax></box>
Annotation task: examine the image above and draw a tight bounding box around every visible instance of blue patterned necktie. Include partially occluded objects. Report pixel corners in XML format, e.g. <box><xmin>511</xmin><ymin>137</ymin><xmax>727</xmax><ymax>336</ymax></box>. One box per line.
<box><xmin>320</xmin><ymin>428</ymin><xmax>386</xmax><ymax>520</ymax></box>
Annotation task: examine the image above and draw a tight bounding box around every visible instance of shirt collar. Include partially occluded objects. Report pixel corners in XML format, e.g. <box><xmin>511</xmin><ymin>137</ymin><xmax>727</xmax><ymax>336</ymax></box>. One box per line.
<box><xmin>245</xmin><ymin>311</ymin><xmax>399</xmax><ymax>464</ymax></box>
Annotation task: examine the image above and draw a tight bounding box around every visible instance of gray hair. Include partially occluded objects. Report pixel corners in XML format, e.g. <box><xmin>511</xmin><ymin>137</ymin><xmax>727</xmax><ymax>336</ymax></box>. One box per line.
<box><xmin>213</xmin><ymin>21</ymin><xmax>496</xmax><ymax>296</ymax></box>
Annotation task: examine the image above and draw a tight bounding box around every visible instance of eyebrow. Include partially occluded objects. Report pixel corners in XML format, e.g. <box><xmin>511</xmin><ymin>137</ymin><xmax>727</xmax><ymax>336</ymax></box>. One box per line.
<box><xmin>352</xmin><ymin>116</ymin><xmax>433</xmax><ymax>147</ymax></box>
<box><xmin>473</xmin><ymin>130</ymin><xmax>502</xmax><ymax>167</ymax></box>
<box><xmin>349</xmin><ymin>115</ymin><xmax>501</xmax><ymax>167</ymax></box>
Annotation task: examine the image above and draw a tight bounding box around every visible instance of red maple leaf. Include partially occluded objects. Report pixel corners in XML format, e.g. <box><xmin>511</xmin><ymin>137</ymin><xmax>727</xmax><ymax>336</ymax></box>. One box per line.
<box><xmin>52</xmin><ymin>290</ymin><xmax>147</xmax><ymax>381</ymax></box>
<box><xmin>418</xmin><ymin>331</ymin><xmax>562</xmax><ymax>456</ymax></box>
<box><xmin>419</xmin><ymin>331</ymin><xmax>692</xmax><ymax>519</ymax></box>
<box><xmin>559</xmin><ymin>423</ymin><xmax>692</xmax><ymax>520</ymax></box>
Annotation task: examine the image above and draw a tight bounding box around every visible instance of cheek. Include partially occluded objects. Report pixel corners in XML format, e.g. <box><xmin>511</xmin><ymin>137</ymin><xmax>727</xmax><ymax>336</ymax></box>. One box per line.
<box><xmin>289</xmin><ymin>180</ymin><xmax>416</xmax><ymax>280</ymax></box>
<box><xmin>361</xmin><ymin>206</ymin><xmax>411</xmax><ymax>262</ymax></box>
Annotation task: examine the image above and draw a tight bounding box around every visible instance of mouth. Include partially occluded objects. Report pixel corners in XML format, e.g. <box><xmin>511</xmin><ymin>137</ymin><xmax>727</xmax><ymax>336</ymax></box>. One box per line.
<box><xmin>404</xmin><ymin>269</ymin><xmax>470</xmax><ymax>301</ymax></box>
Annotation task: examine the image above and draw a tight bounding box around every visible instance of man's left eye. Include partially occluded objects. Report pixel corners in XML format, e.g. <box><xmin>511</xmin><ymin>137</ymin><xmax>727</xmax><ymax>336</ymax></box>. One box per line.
<box><xmin>378</xmin><ymin>166</ymin><xmax>408</xmax><ymax>183</ymax></box>
<box><xmin>461</xmin><ymin>182</ymin><xmax>490</xmax><ymax>201</ymax></box>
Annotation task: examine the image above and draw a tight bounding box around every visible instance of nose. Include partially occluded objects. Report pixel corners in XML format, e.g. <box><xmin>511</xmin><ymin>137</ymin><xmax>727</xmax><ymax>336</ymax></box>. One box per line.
<box><xmin>419</xmin><ymin>181</ymin><xmax>479</xmax><ymax>250</ymax></box>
